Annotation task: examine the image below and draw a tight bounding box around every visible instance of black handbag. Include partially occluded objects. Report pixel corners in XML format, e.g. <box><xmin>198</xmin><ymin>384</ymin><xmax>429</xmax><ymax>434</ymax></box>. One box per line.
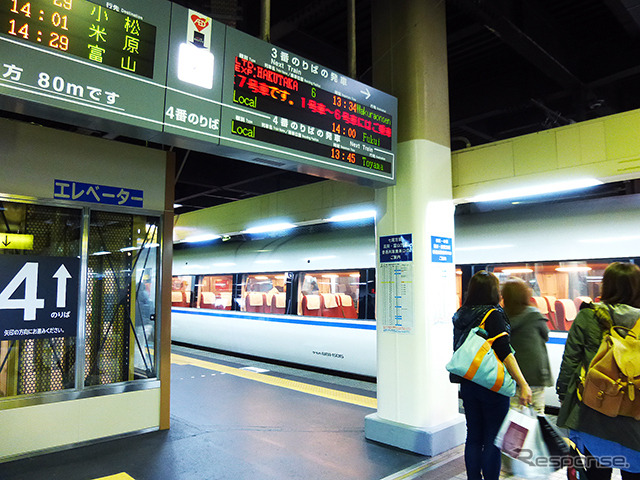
<box><xmin>537</xmin><ymin>414</ymin><xmax>570</xmax><ymax>461</ymax></box>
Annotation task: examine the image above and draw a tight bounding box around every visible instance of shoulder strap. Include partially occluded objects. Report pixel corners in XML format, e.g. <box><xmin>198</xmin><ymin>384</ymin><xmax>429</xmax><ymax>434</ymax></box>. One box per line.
<box><xmin>478</xmin><ymin>308</ymin><xmax>496</xmax><ymax>330</ymax></box>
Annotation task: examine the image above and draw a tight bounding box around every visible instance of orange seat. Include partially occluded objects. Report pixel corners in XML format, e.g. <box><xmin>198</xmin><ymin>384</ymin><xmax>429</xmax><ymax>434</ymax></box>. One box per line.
<box><xmin>172</xmin><ymin>291</ymin><xmax>188</xmax><ymax>307</ymax></box>
<box><xmin>531</xmin><ymin>296</ymin><xmax>554</xmax><ymax>330</ymax></box>
<box><xmin>543</xmin><ymin>296</ymin><xmax>557</xmax><ymax>329</ymax></box>
<box><xmin>555</xmin><ymin>299</ymin><xmax>577</xmax><ymax>331</ymax></box>
<box><xmin>200</xmin><ymin>291</ymin><xmax>216</xmax><ymax>309</ymax></box>
<box><xmin>301</xmin><ymin>294</ymin><xmax>321</xmax><ymax>316</ymax></box>
<box><xmin>217</xmin><ymin>292</ymin><xmax>232</xmax><ymax>310</ymax></box>
<box><xmin>337</xmin><ymin>293</ymin><xmax>357</xmax><ymax>319</ymax></box>
<box><xmin>246</xmin><ymin>292</ymin><xmax>266</xmax><ymax>313</ymax></box>
<box><xmin>321</xmin><ymin>293</ymin><xmax>342</xmax><ymax>317</ymax></box>
<box><xmin>574</xmin><ymin>296</ymin><xmax>592</xmax><ymax>311</ymax></box>
<box><xmin>270</xmin><ymin>292</ymin><xmax>287</xmax><ymax>314</ymax></box>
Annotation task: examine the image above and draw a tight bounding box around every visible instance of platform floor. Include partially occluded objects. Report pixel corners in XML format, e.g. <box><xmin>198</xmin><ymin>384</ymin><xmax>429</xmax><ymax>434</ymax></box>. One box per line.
<box><xmin>0</xmin><ymin>345</ymin><xmax>622</xmax><ymax>480</ymax></box>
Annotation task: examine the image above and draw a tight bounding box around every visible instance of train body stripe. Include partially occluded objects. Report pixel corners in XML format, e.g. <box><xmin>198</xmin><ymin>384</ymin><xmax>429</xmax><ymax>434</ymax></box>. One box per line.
<box><xmin>171</xmin><ymin>307</ymin><xmax>376</xmax><ymax>330</ymax></box>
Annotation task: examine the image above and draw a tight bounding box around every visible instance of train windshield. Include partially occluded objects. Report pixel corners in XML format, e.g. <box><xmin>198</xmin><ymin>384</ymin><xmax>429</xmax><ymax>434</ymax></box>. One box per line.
<box><xmin>298</xmin><ymin>271</ymin><xmax>360</xmax><ymax>319</ymax></box>
<box><xmin>240</xmin><ymin>273</ymin><xmax>288</xmax><ymax>313</ymax></box>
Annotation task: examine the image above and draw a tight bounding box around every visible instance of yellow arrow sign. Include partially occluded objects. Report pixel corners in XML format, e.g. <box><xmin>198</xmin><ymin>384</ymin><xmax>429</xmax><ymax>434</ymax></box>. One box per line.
<box><xmin>0</xmin><ymin>234</ymin><xmax>34</xmax><ymax>250</ymax></box>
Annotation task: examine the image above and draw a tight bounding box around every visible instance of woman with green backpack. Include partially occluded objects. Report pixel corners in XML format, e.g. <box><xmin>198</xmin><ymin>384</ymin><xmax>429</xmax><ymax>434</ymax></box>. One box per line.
<box><xmin>556</xmin><ymin>262</ymin><xmax>640</xmax><ymax>479</ymax></box>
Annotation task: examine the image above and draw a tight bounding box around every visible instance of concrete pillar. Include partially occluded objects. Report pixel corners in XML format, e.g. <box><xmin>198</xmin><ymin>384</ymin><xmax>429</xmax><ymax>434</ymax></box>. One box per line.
<box><xmin>364</xmin><ymin>0</ymin><xmax>465</xmax><ymax>455</ymax></box>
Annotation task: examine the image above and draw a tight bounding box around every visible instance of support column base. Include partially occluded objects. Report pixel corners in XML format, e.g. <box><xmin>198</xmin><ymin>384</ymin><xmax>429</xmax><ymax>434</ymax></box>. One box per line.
<box><xmin>364</xmin><ymin>413</ymin><xmax>466</xmax><ymax>456</ymax></box>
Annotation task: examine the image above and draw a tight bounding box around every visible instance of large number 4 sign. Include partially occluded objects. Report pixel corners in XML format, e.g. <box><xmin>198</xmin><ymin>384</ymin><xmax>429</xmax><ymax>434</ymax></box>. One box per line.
<box><xmin>0</xmin><ymin>255</ymin><xmax>79</xmax><ymax>340</ymax></box>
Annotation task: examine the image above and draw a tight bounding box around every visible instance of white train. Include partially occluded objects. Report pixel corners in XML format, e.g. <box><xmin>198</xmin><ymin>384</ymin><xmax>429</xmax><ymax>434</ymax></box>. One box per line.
<box><xmin>171</xmin><ymin>223</ymin><xmax>378</xmax><ymax>377</ymax></box>
<box><xmin>172</xmin><ymin>192</ymin><xmax>640</xmax><ymax>406</ymax></box>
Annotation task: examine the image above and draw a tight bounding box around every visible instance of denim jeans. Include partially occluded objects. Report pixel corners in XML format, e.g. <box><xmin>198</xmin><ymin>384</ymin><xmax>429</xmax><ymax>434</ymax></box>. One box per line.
<box><xmin>460</xmin><ymin>380</ymin><xmax>510</xmax><ymax>480</ymax></box>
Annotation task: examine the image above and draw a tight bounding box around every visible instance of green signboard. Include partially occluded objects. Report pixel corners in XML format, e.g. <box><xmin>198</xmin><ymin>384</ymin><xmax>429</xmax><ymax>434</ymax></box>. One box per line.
<box><xmin>0</xmin><ymin>0</ymin><xmax>397</xmax><ymax>185</ymax></box>
<box><xmin>0</xmin><ymin>0</ymin><xmax>170</xmax><ymax>136</ymax></box>
<box><xmin>219</xmin><ymin>27</ymin><xmax>396</xmax><ymax>185</ymax></box>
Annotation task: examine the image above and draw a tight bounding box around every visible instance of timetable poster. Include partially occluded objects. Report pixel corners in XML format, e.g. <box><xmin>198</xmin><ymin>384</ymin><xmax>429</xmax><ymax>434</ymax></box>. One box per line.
<box><xmin>219</xmin><ymin>26</ymin><xmax>397</xmax><ymax>186</ymax></box>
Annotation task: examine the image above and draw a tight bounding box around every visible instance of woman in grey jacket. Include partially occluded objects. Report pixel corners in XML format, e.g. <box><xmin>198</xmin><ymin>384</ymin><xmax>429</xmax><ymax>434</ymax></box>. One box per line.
<box><xmin>502</xmin><ymin>278</ymin><xmax>553</xmax><ymax>413</ymax></box>
<box><xmin>556</xmin><ymin>262</ymin><xmax>640</xmax><ymax>479</ymax></box>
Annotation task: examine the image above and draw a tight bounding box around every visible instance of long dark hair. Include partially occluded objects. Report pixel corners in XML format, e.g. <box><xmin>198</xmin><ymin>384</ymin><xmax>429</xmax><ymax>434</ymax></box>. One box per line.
<box><xmin>600</xmin><ymin>262</ymin><xmax>640</xmax><ymax>308</ymax></box>
<box><xmin>463</xmin><ymin>270</ymin><xmax>500</xmax><ymax>306</ymax></box>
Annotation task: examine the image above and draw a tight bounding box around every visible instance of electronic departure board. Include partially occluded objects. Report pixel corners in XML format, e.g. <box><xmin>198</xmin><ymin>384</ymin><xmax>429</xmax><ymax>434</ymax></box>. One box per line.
<box><xmin>219</xmin><ymin>27</ymin><xmax>396</xmax><ymax>184</ymax></box>
<box><xmin>0</xmin><ymin>0</ymin><xmax>170</xmax><ymax>135</ymax></box>
<box><xmin>1</xmin><ymin>0</ymin><xmax>157</xmax><ymax>78</ymax></box>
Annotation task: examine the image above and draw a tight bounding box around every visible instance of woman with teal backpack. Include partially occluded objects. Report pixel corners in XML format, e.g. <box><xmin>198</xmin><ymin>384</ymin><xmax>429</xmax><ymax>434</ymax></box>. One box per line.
<box><xmin>451</xmin><ymin>270</ymin><xmax>532</xmax><ymax>480</ymax></box>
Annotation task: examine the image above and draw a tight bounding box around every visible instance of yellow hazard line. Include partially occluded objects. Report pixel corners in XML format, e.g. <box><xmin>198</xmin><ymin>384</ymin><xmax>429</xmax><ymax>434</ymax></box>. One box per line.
<box><xmin>92</xmin><ymin>473</ymin><xmax>135</xmax><ymax>480</ymax></box>
<box><xmin>171</xmin><ymin>353</ymin><xmax>377</xmax><ymax>409</ymax></box>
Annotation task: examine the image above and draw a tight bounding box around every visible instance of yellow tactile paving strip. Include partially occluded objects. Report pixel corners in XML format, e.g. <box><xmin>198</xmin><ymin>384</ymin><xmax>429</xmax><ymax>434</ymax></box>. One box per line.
<box><xmin>171</xmin><ymin>352</ymin><xmax>377</xmax><ymax>409</ymax></box>
<box><xmin>93</xmin><ymin>473</ymin><xmax>135</xmax><ymax>480</ymax></box>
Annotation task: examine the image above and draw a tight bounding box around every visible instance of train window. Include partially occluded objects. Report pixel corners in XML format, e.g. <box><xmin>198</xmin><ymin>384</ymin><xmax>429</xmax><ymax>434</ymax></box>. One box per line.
<box><xmin>172</xmin><ymin>275</ymin><xmax>194</xmax><ymax>308</ymax></box>
<box><xmin>239</xmin><ymin>273</ymin><xmax>288</xmax><ymax>313</ymax></box>
<box><xmin>298</xmin><ymin>271</ymin><xmax>361</xmax><ymax>319</ymax></box>
<box><xmin>197</xmin><ymin>275</ymin><xmax>233</xmax><ymax>310</ymax></box>
<box><xmin>485</xmin><ymin>260</ymin><xmax>609</xmax><ymax>331</ymax></box>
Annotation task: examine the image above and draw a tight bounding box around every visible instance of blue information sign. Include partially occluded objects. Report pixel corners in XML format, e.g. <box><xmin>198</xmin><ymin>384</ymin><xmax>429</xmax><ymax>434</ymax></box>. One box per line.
<box><xmin>0</xmin><ymin>255</ymin><xmax>80</xmax><ymax>340</ymax></box>
<box><xmin>379</xmin><ymin>234</ymin><xmax>413</xmax><ymax>263</ymax></box>
<box><xmin>431</xmin><ymin>236</ymin><xmax>453</xmax><ymax>263</ymax></box>
<box><xmin>53</xmin><ymin>179</ymin><xmax>143</xmax><ymax>208</ymax></box>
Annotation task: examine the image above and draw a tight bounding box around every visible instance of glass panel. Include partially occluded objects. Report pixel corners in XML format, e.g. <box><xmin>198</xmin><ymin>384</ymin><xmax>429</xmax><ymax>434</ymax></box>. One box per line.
<box><xmin>197</xmin><ymin>275</ymin><xmax>233</xmax><ymax>310</ymax></box>
<box><xmin>239</xmin><ymin>273</ymin><xmax>288</xmax><ymax>313</ymax></box>
<box><xmin>490</xmin><ymin>260</ymin><xmax>610</xmax><ymax>331</ymax></box>
<box><xmin>85</xmin><ymin>211</ymin><xmax>160</xmax><ymax>386</ymax></box>
<box><xmin>298</xmin><ymin>271</ymin><xmax>360</xmax><ymax>318</ymax></box>
<box><xmin>0</xmin><ymin>201</ymin><xmax>82</xmax><ymax>398</ymax></box>
<box><xmin>172</xmin><ymin>276</ymin><xmax>193</xmax><ymax>307</ymax></box>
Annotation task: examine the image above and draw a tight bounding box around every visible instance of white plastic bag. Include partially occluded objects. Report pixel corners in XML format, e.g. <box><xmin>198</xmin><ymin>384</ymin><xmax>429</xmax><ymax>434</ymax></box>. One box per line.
<box><xmin>495</xmin><ymin>407</ymin><xmax>555</xmax><ymax>479</ymax></box>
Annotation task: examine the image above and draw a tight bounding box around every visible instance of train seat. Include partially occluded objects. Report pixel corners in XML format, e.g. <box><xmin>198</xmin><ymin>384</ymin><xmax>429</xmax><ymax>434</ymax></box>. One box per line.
<box><xmin>200</xmin><ymin>291</ymin><xmax>216</xmax><ymax>309</ymax></box>
<box><xmin>246</xmin><ymin>292</ymin><xmax>266</xmax><ymax>313</ymax></box>
<box><xmin>543</xmin><ymin>295</ymin><xmax>558</xmax><ymax>329</ymax></box>
<box><xmin>531</xmin><ymin>296</ymin><xmax>553</xmax><ymax>330</ymax></box>
<box><xmin>337</xmin><ymin>294</ymin><xmax>357</xmax><ymax>319</ymax></box>
<box><xmin>321</xmin><ymin>293</ymin><xmax>341</xmax><ymax>317</ymax></box>
<box><xmin>302</xmin><ymin>294</ymin><xmax>321</xmax><ymax>316</ymax></box>
<box><xmin>172</xmin><ymin>291</ymin><xmax>187</xmax><ymax>307</ymax></box>
<box><xmin>574</xmin><ymin>296</ymin><xmax>592</xmax><ymax>311</ymax></box>
<box><xmin>271</xmin><ymin>292</ymin><xmax>287</xmax><ymax>314</ymax></box>
<box><xmin>555</xmin><ymin>299</ymin><xmax>577</xmax><ymax>331</ymax></box>
<box><xmin>217</xmin><ymin>292</ymin><xmax>232</xmax><ymax>310</ymax></box>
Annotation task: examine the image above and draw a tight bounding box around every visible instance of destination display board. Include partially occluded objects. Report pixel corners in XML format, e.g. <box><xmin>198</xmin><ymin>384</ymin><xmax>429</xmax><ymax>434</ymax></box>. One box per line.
<box><xmin>219</xmin><ymin>27</ymin><xmax>396</xmax><ymax>184</ymax></box>
<box><xmin>0</xmin><ymin>0</ymin><xmax>397</xmax><ymax>186</ymax></box>
<box><xmin>0</xmin><ymin>0</ymin><xmax>170</xmax><ymax>135</ymax></box>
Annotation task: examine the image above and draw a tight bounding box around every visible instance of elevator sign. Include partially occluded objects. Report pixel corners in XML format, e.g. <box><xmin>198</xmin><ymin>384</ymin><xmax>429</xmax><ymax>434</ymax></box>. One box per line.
<box><xmin>0</xmin><ymin>255</ymin><xmax>80</xmax><ymax>340</ymax></box>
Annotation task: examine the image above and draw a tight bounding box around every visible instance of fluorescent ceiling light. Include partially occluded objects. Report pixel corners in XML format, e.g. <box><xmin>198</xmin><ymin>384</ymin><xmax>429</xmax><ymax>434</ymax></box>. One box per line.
<box><xmin>184</xmin><ymin>234</ymin><xmax>221</xmax><ymax>243</ymax></box>
<box><xmin>468</xmin><ymin>178</ymin><xmax>603</xmax><ymax>203</ymax></box>
<box><xmin>244</xmin><ymin>222</ymin><xmax>296</xmax><ymax>234</ymax></box>
<box><xmin>455</xmin><ymin>244</ymin><xmax>514</xmax><ymax>252</ymax></box>
<box><xmin>173</xmin><ymin>203</ymin><xmax>183</xmax><ymax>208</ymax></box>
<box><xmin>579</xmin><ymin>235</ymin><xmax>640</xmax><ymax>244</ymax></box>
<box><xmin>556</xmin><ymin>266</ymin><xmax>592</xmax><ymax>273</ymax></box>
<box><xmin>501</xmin><ymin>268</ymin><xmax>533</xmax><ymax>274</ymax></box>
<box><xmin>92</xmin><ymin>251</ymin><xmax>111</xmax><ymax>256</ymax></box>
<box><xmin>327</xmin><ymin>210</ymin><xmax>377</xmax><ymax>222</ymax></box>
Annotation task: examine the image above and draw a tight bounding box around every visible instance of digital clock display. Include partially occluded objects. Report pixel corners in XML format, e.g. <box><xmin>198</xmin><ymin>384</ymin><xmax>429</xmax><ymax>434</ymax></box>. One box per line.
<box><xmin>1</xmin><ymin>0</ymin><xmax>157</xmax><ymax>78</ymax></box>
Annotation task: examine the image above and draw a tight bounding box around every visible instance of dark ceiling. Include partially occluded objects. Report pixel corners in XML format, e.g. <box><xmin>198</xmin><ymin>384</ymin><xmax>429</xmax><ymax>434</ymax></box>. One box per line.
<box><xmin>5</xmin><ymin>0</ymin><xmax>640</xmax><ymax>213</ymax></box>
<box><xmin>172</xmin><ymin>0</ymin><xmax>640</xmax><ymax>213</ymax></box>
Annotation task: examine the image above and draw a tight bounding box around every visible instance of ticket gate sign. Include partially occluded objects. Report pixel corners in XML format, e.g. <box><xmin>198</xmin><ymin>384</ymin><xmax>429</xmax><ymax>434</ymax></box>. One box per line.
<box><xmin>0</xmin><ymin>255</ymin><xmax>80</xmax><ymax>340</ymax></box>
